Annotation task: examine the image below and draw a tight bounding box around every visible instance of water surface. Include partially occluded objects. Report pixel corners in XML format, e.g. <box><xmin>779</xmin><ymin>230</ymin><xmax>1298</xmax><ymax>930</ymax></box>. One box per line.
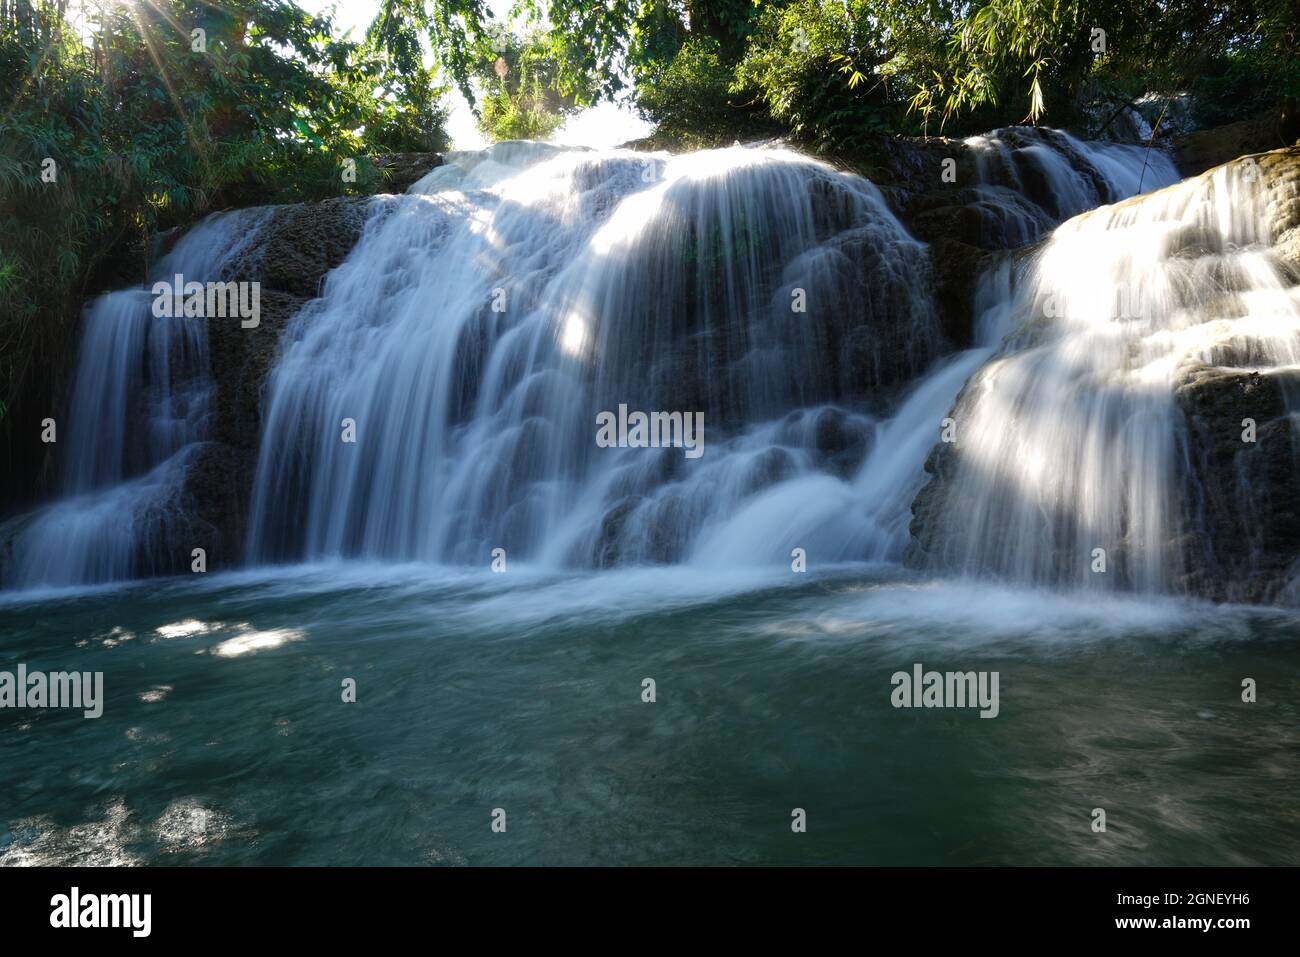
<box><xmin>2</xmin><ymin>565</ymin><xmax>1295</xmax><ymax>865</ymax></box>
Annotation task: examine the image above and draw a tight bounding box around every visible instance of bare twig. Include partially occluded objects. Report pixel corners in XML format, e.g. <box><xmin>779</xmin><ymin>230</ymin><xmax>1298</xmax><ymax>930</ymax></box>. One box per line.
<box><xmin>1138</xmin><ymin>100</ymin><xmax>1170</xmax><ymax>193</ymax></box>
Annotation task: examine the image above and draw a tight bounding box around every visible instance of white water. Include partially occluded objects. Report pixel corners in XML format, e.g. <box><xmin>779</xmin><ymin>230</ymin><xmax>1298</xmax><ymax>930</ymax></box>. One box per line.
<box><xmin>963</xmin><ymin>127</ymin><xmax>1180</xmax><ymax>246</ymax></box>
<box><xmin>244</xmin><ymin>135</ymin><xmax>1186</xmax><ymax>573</ymax></box>
<box><xmin>919</xmin><ymin>157</ymin><xmax>1300</xmax><ymax>592</ymax></box>
<box><xmin>246</xmin><ymin>142</ymin><xmax>945</xmax><ymax>567</ymax></box>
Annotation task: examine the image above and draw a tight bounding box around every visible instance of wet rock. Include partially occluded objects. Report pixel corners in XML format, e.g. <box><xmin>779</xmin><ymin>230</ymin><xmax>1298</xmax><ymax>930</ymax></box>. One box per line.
<box><xmin>221</xmin><ymin>197</ymin><xmax>370</xmax><ymax>298</ymax></box>
<box><xmin>175</xmin><ymin>442</ymin><xmax>246</xmax><ymax>573</ymax></box>
<box><xmin>926</xmin><ymin>238</ymin><xmax>989</xmax><ymax>349</ymax></box>
<box><xmin>594</xmin><ymin>496</ymin><xmax>643</xmax><ymax>568</ymax></box>
<box><xmin>903</xmin><ymin>434</ymin><xmax>960</xmax><ymax>571</ymax></box>
<box><xmin>743</xmin><ymin>447</ymin><xmax>798</xmax><ymax>494</ymax></box>
<box><xmin>646</xmin><ymin>493</ymin><xmax>690</xmax><ymax>564</ymax></box>
<box><xmin>906</xmin><ymin>147</ymin><xmax>1300</xmax><ymax>603</ymax></box>
<box><xmin>829</xmin><ymin>135</ymin><xmax>968</xmax><ymax>199</ymax></box>
<box><xmin>809</xmin><ymin>407</ymin><xmax>871</xmax><ymax>479</ymax></box>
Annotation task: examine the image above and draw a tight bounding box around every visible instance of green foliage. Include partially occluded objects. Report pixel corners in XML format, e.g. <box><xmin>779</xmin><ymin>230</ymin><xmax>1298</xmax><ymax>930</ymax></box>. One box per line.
<box><xmin>0</xmin><ymin>0</ymin><xmax>450</xmax><ymax>429</ymax></box>
<box><xmin>908</xmin><ymin>0</ymin><xmax>1068</xmax><ymax>129</ymax></box>
<box><xmin>734</xmin><ymin>0</ymin><xmax>902</xmax><ymax>149</ymax></box>
<box><xmin>473</xmin><ymin>30</ymin><xmax>575</xmax><ymax>142</ymax></box>
<box><xmin>4</xmin><ymin>0</ymin><xmax>1297</xmax><ymax>439</ymax></box>
<box><xmin>515</xmin><ymin>0</ymin><xmax>642</xmax><ymax>105</ymax></box>
<box><xmin>508</xmin><ymin>1</ymin><xmax>759</xmax><ymax>105</ymax></box>
<box><xmin>911</xmin><ymin>0</ymin><xmax>1299</xmax><ymax>132</ymax></box>
<box><xmin>637</xmin><ymin>37</ymin><xmax>776</xmax><ymax>148</ymax></box>
<box><xmin>391</xmin><ymin>0</ymin><xmax>769</xmax><ymax>125</ymax></box>
<box><xmin>478</xmin><ymin>89</ymin><xmax>564</xmax><ymax>142</ymax></box>
<box><xmin>369</xmin><ymin>0</ymin><xmax>488</xmax><ymax>106</ymax></box>
<box><xmin>1192</xmin><ymin>50</ymin><xmax>1300</xmax><ymax>128</ymax></box>
<box><xmin>397</xmin><ymin>0</ymin><xmax>1296</xmax><ymax>148</ymax></box>
<box><xmin>1182</xmin><ymin>1</ymin><xmax>1300</xmax><ymax>130</ymax></box>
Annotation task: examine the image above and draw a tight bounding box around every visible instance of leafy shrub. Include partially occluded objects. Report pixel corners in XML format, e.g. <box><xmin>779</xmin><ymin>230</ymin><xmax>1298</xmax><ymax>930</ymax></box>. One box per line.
<box><xmin>474</xmin><ymin>31</ymin><xmax>576</xmax><ymax>142</ymax></box>
<box><xmin>733</xmin><ymin>0</ymin><xmax>903</xmax><ymax>150</ymax></box>
<box><xmin>636</xmin><ymin>38</ymin><xmax>776</xmax><ymax>148</ymax></box>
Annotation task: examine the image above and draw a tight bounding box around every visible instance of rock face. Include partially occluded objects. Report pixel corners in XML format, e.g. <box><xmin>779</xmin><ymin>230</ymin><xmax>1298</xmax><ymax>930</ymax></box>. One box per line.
<box><xmin>1172</xmin><ymin>145</ymin><xmax>1300</xmax><ymax>601</ymax></box>
<box><xmin>1175</xmin><ymin>147</ymin><xmax>1294</xmax><ymax>598</ymax></box>
<box><xmin>1174</xmin><ymin>101</ymin><xmax>1300</xmax><ymax>177</ymax></box>
<box><xmin>834</xmin><ymin>128</ymin><xmax>1159</xmax><ymax>349</ymax></box>
<box><xmin>829</xmin><ymin>139</ymin><xmax>997</xmax><ymax>349</ymax></box>
<box><xmin>1175</xmin><ymin>366</ymin><xmax>1300</xmax><ymax>602</ymax></box>
<box><xmin>907</xmin><ymin>146</ymin><xmax>1300</xmax><ymax>603</ymax></box>
<box><xmin>197</xmin><ymin>197</ymin><xmax>373</xmax><ymax>561</ymax></box>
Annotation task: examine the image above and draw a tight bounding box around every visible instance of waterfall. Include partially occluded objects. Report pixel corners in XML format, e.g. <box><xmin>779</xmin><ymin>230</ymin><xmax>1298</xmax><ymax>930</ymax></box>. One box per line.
<box><xmin>246</xmin><ymin>143</ymin><xmax>944</xmax><ymax>567</ymax></box>
<box><xmin>912</xmin><ymin>156</ymin><xmax>1300</xmax><ymax>592</ymax></box>
<box><xmin>0</xmin><ymin>210</ymin><xmax>267</xmax><ymax>588</ymax></box>
<box><xmin>963</xmin><ymin>127</ymin><xmax>1180</xmax><ymax>246</ymax></box>
<box><xmin>1</xmin><ymin>128</ymin><xmax>1211</xmax><ymax>590</ymax></box>
<box><xmin>244</xmin><ymin>134</ymin><xmax>1193</xmax><ymax>572</ymax></box>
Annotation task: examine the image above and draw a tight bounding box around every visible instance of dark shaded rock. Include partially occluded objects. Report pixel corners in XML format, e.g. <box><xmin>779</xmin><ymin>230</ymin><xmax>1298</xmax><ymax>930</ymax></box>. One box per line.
<box><xmin>1253</xmin><ymin>147</ymin><xmax>1300</xmax><ymax>271</ymax></box>
<box><xmin>906</xmin><ymin>186</ymin><xmax>1055</xmax><ymax>250</ymax></box>
<box><xmin>1174</xmin><ymin>102</ymin><xmax>1300</xmax><ymax>177</ymax></box>
<box><xmin>175</xmin><ymin>441</ymin><xmax>246</xmax><ymax>573</ymax></box>
<box><xmin>833</xmin><ymin>234</ymin><xmax>950</xmax><ymax>397</ymax></box>
<box><xmin>594</xmin><ymin>496</ymin><xmax>643</xmax><ymax>568</ymax></box>
<box><xmin>222</xmin><ymin>197</ymin><xmax>370</xmax><ymax>298</ymax></box>
<box><xmin>906</xmin><ymin>189</ymin><xmax>995</xmax><ymax>245</ymax></box>
<box><xmin>1175</xmin><ymin>365</ymin><xmax>1300</xmax><ymax>602</ymax></box>
<box><xmin>646</xmin><ymin>493</ymin><xmax>690</xmax><ymax>563</ymax></box>
<box><xmin>903</xmin><ymin>433</ymin><xmax>960</xmax><ymax>571</ymax></box>
<box><xmin>743</xmin><ymin>447</ymin><xmax>798</xmax><ymax>494</ymax></box>
<box><xmin>827</xmin><ymin>135</ymin><xmax>969</xmax><ymax>199</ymax></box>
<box><xmin>809</xmin><ymin>407</ymin><xmax>871</xmax><ymax>479</ymax></box>
<box><xmin>926</xmin><ymin>238</ymin><xmax>989</xmax><ymax>349</ymax></box>
<box><xmin>832</xmin><ymin>136</ymin><xmax>1056</xmax><ymax>353</ymax></box>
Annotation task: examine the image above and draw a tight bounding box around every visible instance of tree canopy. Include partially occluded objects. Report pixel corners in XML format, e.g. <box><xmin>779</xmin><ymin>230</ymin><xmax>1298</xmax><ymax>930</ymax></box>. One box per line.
<box><xmin>367</xmin><ymin>0</ymin><xmax>1297</xmax><ymax>145</ymax></box>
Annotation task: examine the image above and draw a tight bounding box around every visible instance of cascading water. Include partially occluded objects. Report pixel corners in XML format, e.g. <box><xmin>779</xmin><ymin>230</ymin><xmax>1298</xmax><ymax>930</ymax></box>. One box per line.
<box><xmin>0</xmin><ymin>209</ymin><xmax>268</xmax><ymax>588</ymax></box>
<box><xmin>5</xmin><ymin>124</ymin><xmax>1299</xmax><ymax>871</ymax></box>
<box><xmin>962</xmin><ymin>126</ymin><xmax>1180</xmax><ymax>246</ymax></box>
<box><xmin>246</xmin><ymin>143</ymin><xmax>944</xmax><ymax>568</ymax></box>
<box><xmin>911</xmin><ymin>155</ymin><xmax>1300</xmax><ymax>593</ymax></box>
<box><xmin>0</xmin><ymin>129</ymin><xmax>1197</xmax><ymax>590</ymax></box>
<box><xmin>243</xmin><ymin>135</ymin><xmax>1188</xmax><ymax>573</ymax></box>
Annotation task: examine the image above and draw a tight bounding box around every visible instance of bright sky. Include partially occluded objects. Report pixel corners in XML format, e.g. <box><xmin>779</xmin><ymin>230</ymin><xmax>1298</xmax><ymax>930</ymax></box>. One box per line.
<box><xmin>299</xmin><ymin>0</ymin><xmax>651</xmax><ymax>150</ymax></box>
